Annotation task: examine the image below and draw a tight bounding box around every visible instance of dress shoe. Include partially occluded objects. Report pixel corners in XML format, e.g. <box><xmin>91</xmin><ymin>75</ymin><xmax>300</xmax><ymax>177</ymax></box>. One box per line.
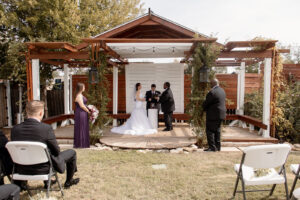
<box><xmin>44</xmin><ymin>179</ymin><xmax>57</xmax><ymax>189</ymax></box>
<box><xmin>64</xmin><ymin>178</ymin><xmax>80</xmax><ymax>189</ymax></box>
<box><xmin>204</xmin><ymin>148</ymin><xmax>216</xmax><ymax>152</ymax></box>
<box><xmin>163</xmin><ymin>128</ymin><xmax>170</xmax><ymax>131</ymax></box>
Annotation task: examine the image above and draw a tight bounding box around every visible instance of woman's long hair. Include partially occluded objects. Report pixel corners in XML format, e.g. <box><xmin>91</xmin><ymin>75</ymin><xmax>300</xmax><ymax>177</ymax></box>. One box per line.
<box><xmin>75</xmin><ymin>83</ymin><xmax>85</xmax><ymax>100</ymax></box>
<box><xmin>135</xmin><ymin>83</ymin><xmax>141</xmax><ymax>91</ymax></box>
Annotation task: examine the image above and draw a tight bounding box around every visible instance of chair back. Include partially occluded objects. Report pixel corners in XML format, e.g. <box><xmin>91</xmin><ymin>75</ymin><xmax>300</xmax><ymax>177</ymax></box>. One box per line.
<box><xmin>6</xmin><ymin>141</ymin><xmax>49</xmax><ymax>165</ymax></box>
<box><xmin>243</xmin><ymin>144</ymin><xmax>291</xmax><ymax>169</ymax></box>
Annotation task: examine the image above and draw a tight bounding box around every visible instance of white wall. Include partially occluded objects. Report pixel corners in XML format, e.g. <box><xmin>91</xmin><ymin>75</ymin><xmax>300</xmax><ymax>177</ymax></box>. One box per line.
<box><xmin>125</xmin><ymin>63</ymin><xmax>184</xmax><ymax>113</ymax></box>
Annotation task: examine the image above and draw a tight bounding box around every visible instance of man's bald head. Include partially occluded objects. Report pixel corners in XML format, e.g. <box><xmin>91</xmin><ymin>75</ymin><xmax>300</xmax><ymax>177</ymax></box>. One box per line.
<box><xmin>210</xmin><ymin>78</ymin><xmax>219</xmax><ymax>88</ymax></box>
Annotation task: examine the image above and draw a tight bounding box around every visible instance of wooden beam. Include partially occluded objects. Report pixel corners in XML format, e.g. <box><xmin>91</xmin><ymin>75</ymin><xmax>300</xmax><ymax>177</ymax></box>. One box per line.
<box><xmin>26</xmin><ymin>42</ymin><xmax>78</xmax><ymax>52</ymax></box>
<box><xmin>277</xmin><ymin>49</ymin><xmax>290</xmax><ymax>53</ymax></box>
<box><xmin>100</xmin><ymin>41</ymin><xmax>126</xmax><ymax>62</ymax></box>
<box><xmin>29</xmin><ymin>51</ymin><xmax>89</xmax><ymax>60</ymax></box>
<box><xmin>82</xmin><ymin>38</ymin><xmax>217</xmax><ymax>43</ymax></box>
<box><xmin>224</xmin><ymin>40</ymin><xmax>278</xmax><ymax>51</ymax></box>
<box><xmin>219</xmin><ymin>50</ymin><xmax>273</xmax><ymax>58</ymax></box>
<box><xmin>150</xmin><ymin>15</ymin><xmax>196</xmax><ymax>38</ymax></box>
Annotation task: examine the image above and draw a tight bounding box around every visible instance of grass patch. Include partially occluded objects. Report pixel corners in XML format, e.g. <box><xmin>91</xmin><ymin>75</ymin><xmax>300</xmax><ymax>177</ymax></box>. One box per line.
<box><xmin>12</xmin><ymin>150</ymin><xmax>300</xmax><ymax>200</ymax></box>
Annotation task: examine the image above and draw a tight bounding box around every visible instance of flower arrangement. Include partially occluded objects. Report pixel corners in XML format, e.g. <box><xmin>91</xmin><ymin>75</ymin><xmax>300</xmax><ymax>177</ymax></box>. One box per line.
<box><xmin>87</xmin><ymin>105</ymin><xmax>99</xmax><ymax>124</ymax></box>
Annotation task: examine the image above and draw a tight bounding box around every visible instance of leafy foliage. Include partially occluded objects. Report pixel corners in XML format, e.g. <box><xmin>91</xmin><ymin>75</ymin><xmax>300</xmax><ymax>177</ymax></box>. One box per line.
<box><xmin>0</xmin><ymin>0</ymin><xmax>143</xmax><ymax>84</ymax></box>
<box><xmin>244</xmin><ymin>90</ymin><xmax>263</xmax><ymax>120</ymax></box>
<box><xmin>86</xmin><ymin>51</ymin><xmax>111</xmax><ymax>133</ymax></box>
<box><xmin>186</xmin><ymin>43</ymin><xmax>220</xmax><ymax>146</ymax></box>
<box><xmin>244</xmin><ymin>52</ymin><xmax>300</xmax><ymax>142</ymax></box>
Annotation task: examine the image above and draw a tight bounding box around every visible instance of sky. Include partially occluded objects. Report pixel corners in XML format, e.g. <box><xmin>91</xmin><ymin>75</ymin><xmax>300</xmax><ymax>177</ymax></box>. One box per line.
<box><xmin>142</xmin><ymin>0</ymin><xmax>300</xmax><ymax>47</ymax></box>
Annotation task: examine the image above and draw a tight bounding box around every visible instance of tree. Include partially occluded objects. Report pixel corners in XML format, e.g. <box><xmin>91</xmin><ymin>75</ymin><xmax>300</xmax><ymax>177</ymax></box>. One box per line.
<box><xmin>78</xmin><ymin>0</ymin><xmax>144</xmax><ymax>37</ymax></box>
<box><xmin>0</xmin><ymin>0</ymin><xmax>143</xmax><ymax>93</ymax></box>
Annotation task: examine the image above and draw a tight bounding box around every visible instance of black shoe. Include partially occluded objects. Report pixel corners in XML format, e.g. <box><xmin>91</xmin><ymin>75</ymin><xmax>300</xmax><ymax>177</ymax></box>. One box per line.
<box><xmin>64</xmin><ymin>178</ymin><xmax>80</xmax><ymax>189</ymax></box>
<box><xmin>163</xmin><ymin>128</ymin><xmax>170</xmax><ymax>131</ymax></box>
<box><xmin>44</xmin><ymin>179</ymin><xmax>57</xmax><ymax>189</ymax></box>
<box><xmin>204</xmin><ymin>148</ymin><xmax>216</xmax><ymax>152</ymax></box>
<box><xmin>170</xmin><ymin>127</ymin><xmax>173</xmax><ymax>130</ymax></box>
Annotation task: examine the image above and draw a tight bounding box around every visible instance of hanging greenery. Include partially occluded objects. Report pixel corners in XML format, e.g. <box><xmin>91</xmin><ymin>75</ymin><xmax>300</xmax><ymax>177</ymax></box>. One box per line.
<box><xmin>186</xmin><ymin>43</ymin><xmax>220</xmax><ymax>147</ymax></box>
<box><xmin>87</xmin><ymin>49</ymin><xmax>111</xmax><ymax>136</ymax></box>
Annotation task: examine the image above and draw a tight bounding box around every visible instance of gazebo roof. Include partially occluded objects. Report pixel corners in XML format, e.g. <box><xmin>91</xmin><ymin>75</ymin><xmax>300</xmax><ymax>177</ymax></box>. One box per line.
<box><xmin>25</xmin><ymin>9</ymin><xmax>289</xmax><ymax>66</ymax></box>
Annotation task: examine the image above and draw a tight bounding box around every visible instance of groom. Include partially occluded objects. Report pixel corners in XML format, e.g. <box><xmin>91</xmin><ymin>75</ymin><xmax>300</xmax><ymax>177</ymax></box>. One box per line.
<box><xmin>156</xmin><ymin>82</ymin><xmax>175</xmax><ymax>131</ymax></box>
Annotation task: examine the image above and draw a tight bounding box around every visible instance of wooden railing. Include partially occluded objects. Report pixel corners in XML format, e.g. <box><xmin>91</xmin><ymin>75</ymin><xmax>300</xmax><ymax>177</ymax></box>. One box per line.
<box><xmin>42</xmin><ymin>114</ymin><xmax>74</xmax><ymax>129</ymax></box>
<box><xmin>42</xmin><ymin>113</ymin><xmax>267</xmax><ymax>133</ymax></box>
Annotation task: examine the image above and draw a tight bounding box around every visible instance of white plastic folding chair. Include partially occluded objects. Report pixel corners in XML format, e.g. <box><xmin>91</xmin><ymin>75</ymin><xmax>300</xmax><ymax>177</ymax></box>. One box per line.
<box><xmin>292</xmin><ymin>188</ymin><xmax>300</xmax><ymax>199</ymax></box>
<box><xmin>232</xmin><ymin>144</ymin><xmax>291</xmax><ymax>200</ymax></box>
<box><xmin>290</xmin><ymin>164</ymin><xmax>300</xmax><ymax>198</ymax></box>
<box><xmin>6</xmin><ymin>141</ymin><xmax>64</xmax><ymax>198</ymax></box>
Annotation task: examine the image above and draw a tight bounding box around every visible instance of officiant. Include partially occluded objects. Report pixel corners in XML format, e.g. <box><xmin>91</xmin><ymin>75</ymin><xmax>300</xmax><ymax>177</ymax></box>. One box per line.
<box><xmin>145</xmin><ymin>84</ymin><xmax>161</xmax><ymax>116</ymax></box>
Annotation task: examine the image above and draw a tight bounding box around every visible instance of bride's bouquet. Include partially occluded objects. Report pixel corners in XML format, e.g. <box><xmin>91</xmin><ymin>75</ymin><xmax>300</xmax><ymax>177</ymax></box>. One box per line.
<box><xmin>87</xmin><ymin>105</ymin><xmax>99</xmax><ymax>124</ymax></box>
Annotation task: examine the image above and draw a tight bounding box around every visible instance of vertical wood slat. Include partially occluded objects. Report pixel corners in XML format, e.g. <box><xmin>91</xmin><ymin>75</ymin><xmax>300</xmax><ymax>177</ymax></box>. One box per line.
<box><xmin>0</xmin><ymin>84</ymin><xmax>8</xmax><ymax>127</ymax></box>
<box><xmin>71</xmin><ymin>73</ymin><xmax>263</xmax><ymax>114</ymax></box>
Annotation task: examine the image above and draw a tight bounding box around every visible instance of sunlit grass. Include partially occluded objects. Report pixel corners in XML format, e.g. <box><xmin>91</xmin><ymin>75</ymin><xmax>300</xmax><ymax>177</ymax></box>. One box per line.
<box><xmin>11</xmin><ymin>150</ymin><xmax>300</xmax><ymax>200</ymax></box>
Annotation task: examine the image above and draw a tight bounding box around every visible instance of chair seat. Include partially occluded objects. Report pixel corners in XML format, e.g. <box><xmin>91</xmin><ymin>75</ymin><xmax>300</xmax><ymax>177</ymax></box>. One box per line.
<box><xmin>291</xmin><ymin>164</ymin><xmax>300</xmax><ymax>174</ymax></box>
<box><xmin>234</xmin><ymin>164</ymin><xmax>285</xmax><ymax>186</ymax></box>
<box><xmin>12</xmin><ymin>173</ymin><xmax>49</xmax><ymax>181</ymax></box>
<box><xmin>294</xmin><ymin>188</ymin><xmax>300</xmax><ymax>199</ymax></box>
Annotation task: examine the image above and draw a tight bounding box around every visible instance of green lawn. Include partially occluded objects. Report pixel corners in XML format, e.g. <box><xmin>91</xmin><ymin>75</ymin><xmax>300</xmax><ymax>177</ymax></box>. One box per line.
<box><xmin>16</xmin><ymin>149</ymin><xmax>300</xmax><ymax>200</ymax></box>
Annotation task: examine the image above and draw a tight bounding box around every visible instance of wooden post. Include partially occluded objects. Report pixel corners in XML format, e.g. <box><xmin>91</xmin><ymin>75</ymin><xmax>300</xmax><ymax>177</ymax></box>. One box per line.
<box><xmin>32</xmin><ymin>59</ymin><xmax>40</xmax><ymax>100</ymax></box>
<box><xmin>113</xmin><ymin>66</ymin><xmax>118</xmax><ymax>126</ymax></box>
<box><xmin>17</xmin><ymin>84</ymin><xmax>23</xmax><ymax>124</ymax></box>
<box><xmin>70</xmin><ymin>74</ymin><xmax>73</xmax><ymax>113</ymax></box>
<box><xmin>5</xmin><ymin>80</ymin><xmax>12</xmax><ymax>127</ymax></box>
<box><xmin>239</xmin><ymin>61</ymin><xmax>245</xmax><ymax>116</ymax></box>
<box><xmin>26</xmin><ymin>57</ymin><xmax>33</xmax><ymax>101</ymax></box>
<box><xmin>64</xmin><ymin>64</ymin><xmax>70</xmax><ymax>114</ymax></box>
<box><xmin>262</xmin><ymin>58</ymin><xmax>272</xmax><ymax>137</ymax></box>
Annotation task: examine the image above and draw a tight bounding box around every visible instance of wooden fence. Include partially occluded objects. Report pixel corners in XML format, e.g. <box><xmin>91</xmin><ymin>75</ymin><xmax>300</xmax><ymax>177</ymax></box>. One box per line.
<box><xmin>283</xmin><ymin>64</ymin><xmax>300</xmax><ymax>81</ymax></box>
<box><xmin>0</xmin><ymin>83</ymin><xmax>7</xmax><ymax>127</ymax></box>
<box><xmin>47</xmin><ymin>90</ymin><xmax>64</xmax><ymax>117</ymax></box>
<box><xmin>72</xmin><ymin>73</ymin><xmax>263</xmax><ymax>113</ymax></box>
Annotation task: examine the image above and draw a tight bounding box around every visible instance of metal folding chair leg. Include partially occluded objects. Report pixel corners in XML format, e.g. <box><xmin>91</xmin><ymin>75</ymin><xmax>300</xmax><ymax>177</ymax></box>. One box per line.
<box><xmin>55</xmin><ymin>172</ymin><xmax>64</xmax><ymax>196</ymax></box>
<box><xmin>232</xmin><ymin>173</ymin><xmax>240</xmax><ymax>197</ymax></box>
<box><xmin>241</xmin><ymin>178</ymin><xmax>246</xmax><ymax>200</ymax></box>
<box><xmin>283</xmin><ymin>167</ymin><xmax>290</xmax><ymax>200</ymax></box>
<box><xmin>290</xmin><ymin>165</ymin><xmax>300</xmax><ymax>199</ymax></box>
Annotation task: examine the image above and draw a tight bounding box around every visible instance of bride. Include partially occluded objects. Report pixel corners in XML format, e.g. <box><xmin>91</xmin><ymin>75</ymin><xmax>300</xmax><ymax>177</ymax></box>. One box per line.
<box><xmin>111</xmin><ymin>83</ymin><xmax>157</xmax><ymax>135</ymax></box>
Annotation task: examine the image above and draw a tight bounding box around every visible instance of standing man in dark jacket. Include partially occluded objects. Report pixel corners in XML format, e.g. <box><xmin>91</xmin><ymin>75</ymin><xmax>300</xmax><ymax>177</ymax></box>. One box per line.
<box><xmin>11</xmin><ymin>100</ymin><xmax>79</xmax><ymax>188</ymax></box>
<box><xmin>202</xmin><ymin>79</ymin><xmax>226</xmax><ymax>152</ymax></box>
<box><xmin>156</xmin><ymin>82</ymin><xmax>175</xmax><ymax>131</ymax></box>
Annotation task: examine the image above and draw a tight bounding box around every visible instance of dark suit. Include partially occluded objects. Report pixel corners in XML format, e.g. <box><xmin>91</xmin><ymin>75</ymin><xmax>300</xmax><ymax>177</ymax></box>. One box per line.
<box><xmin>11</xmin><ymin>119</ymin><xmax>77</xmax><ymax>182</ymax></box>
<box><xmin>203</xmin><ymin>86</ymin><xmax>226</xmax><ymax>151</ymax></box>
<box><xmin>159</xmin><ymin>88</ymin><xmax>175</xmax><ymax>129</ymax></box>
<box><xmin>0</xmin><ymin>184</ymin><xmax>20</xmax><ymax>200</ymax></box>
<box><xmin>145</xmin><ymin>90</ymin><xmax>161</xmax><ymax>119</ymax></box>
<box><xmin>0</xmin><ymin>131</ymin><xmax>12</xmax><ymax>185</ymax></box>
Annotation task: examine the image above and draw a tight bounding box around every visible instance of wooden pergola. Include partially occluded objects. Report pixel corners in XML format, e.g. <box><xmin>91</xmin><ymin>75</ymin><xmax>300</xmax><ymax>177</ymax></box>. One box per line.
<box><xmin>25</xmin><ymin>9</ymin><xmax>289</xmax><ymax>138</ymax></box>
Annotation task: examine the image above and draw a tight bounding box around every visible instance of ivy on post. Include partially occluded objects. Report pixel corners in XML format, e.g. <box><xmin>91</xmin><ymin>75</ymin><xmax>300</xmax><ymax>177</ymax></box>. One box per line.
<box><xmin>87</xmin><ymin>43</ymin><xmax>111</xmax><ymax>142</ymax></box>
<box><xmin>186</xmin><ymin>43</ymin><xmax>219</xmax><ymax>147</ymax></box>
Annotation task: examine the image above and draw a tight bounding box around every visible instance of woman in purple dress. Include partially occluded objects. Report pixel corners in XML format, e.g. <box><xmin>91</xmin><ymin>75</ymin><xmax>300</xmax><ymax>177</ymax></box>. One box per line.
<box><xmin>74</xmin><ymin>83</ymin><xmax>90</xmax><ymax>148</ymax></box>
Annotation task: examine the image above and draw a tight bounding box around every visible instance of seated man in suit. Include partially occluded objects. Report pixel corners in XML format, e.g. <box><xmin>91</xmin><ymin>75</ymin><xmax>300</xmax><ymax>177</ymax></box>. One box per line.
<box><xmin>0</xmin><ymin>131</ymin><xmax>13</xmax><ymax>185</ymax></box>
<box><xmin>11</xmin><ymin>100</ymin><xmax>79</xmax><ymax>188</ymax></box>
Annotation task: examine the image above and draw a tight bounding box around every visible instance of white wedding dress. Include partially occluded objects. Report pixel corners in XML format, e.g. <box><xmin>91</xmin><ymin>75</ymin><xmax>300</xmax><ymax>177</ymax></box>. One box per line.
<box><xmin>111</xmin><ymin>92</ymin><xmax>157</xmax><ymax>135</ymax></box>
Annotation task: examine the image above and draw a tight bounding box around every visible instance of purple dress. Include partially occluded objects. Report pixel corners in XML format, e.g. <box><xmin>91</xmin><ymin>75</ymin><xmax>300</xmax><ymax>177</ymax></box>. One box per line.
<box><xmin>74</xmin><ymin>96</ymin><xmax>90</xmax><ymax>148</ymax></box>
